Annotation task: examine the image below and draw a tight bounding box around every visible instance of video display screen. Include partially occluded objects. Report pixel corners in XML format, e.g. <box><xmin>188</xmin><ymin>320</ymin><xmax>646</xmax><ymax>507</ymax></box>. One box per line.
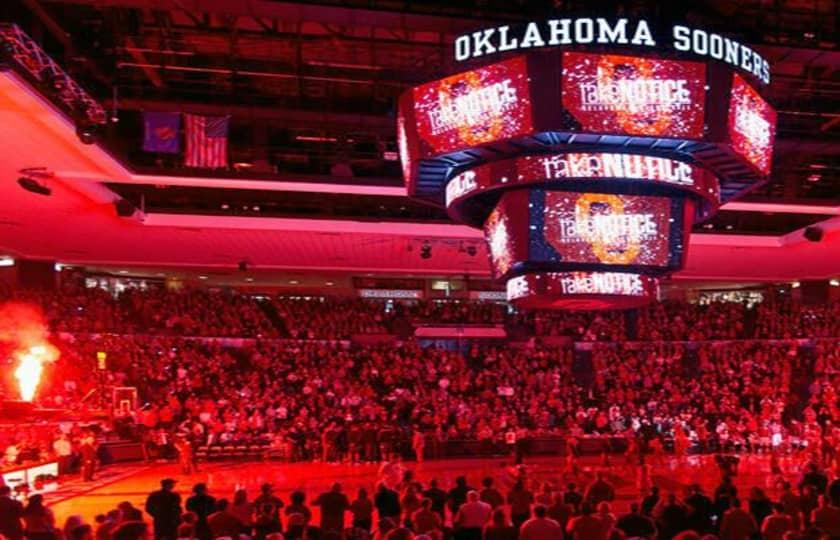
<box><xmin>411</xmin><ymin>56</ymin><xmax>533</xmax><ymax>155</ymax></box>
<box><xmin>728</xmin><ymin>73</ymin><xmax>777</xmax><ymax>176</ymax></box>
<box><xmin>531</xmin><ymin>190</ymin><xmax>682</xmax><ymax>269</ymax></box>
<box><xmin>562</xmin><ymin>52</ymin><xmax>706</xmax><ymax>138</ymax></box>
<box><xmin>482</xmin><ymin>189</ymin><xmax>531</xmax><ymax>278</ymax></box>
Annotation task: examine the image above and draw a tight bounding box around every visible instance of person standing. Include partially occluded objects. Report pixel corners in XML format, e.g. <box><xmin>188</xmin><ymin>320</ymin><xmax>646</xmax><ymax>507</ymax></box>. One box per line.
<box><xmin>145</xmin><ymin>479</ymin><xmax>182</xmax><ymax>540</ymax></box>
<box><xmin>174</xmin><ymin>436</ymin><xmax>196</xmax><ymax>475</ymax></box>
<box><xmin>21</xmin><ymin>494</ymin><xmax>56</xmax><ymax>540</ymax></box>
<box><xmin>374</xmin><ymin>482</ymin><xmax>401</xmax><ymax>523</ymax></box>
<box><xmin>480</xmin><ymin>477</ymin><xmax>505</xmax><ymax>510</ymax></box>
<box><xmin>719</xmin><ymin>499</ymin><xmax>757</xmax><ymax>540</ymax></box>
<box><xmin>253</xmin><ymin>483</ymin><xmax>284</xmax><ymax>539</ymax></box>
<box><xmin>453</xmin><ymin>491</ymin><xmax>491</xmax><ymax>540</ymax></box>
<box><xmin>422</xmin><ymin>479</ymin><xmax>447</xmax><ymax>521</ymax></box>
<box><xmin>313</xmin><ymin>482</ymin><xmax>350</xmax><ymax>533</ymax></box>
<box><xmin>350</xmin><ymin>488</ymin><xmax>374</xmax><ymax>532</ymax></box>
<box><xmin>185</xmin><ymin>483</ymin><xmax>216</xmax><ymax>540</ymax></box>
<box><xmin>811</xmin><ymin>494</ymin><xmax>840</xmax><ymax>537</ymax></box>
<box><xmin>0</xmin><ymin>485</ymin><xmax>24</xmax><ymax>540</ymax></box>
<box><xmin>507</xmin><ymin>480</ymin><xmax>534</xmax><ymax>530</ymax></box>
<box><xmin>519</xmin><ymin>505</ymin><xmax>562</xmax><ymax>540</ymax></box>
<box><xmin>584</xmin><ymin>472</ymin><xmax>615</xmax><ymax>507</ymax></box>
<box><xmin>79</xmin><ymin>433</ymin><xmax>97</xmax><ymax>482</ymax></box>
<box><xmin>52</xmin><ymin>433</ymin><xmax>74</xmax><ymax>475</ymax></box>
<box><xmin>412</xmin><ymin>429</ymin><xmax>425</xmax><ymax>464</ymax></box>
<box><xmin>760</xmin><ymin>503</ymin><xmax>794</xmax><ymax>540</ymax></box>
<box><xmin>207</xmin><ymin>499</ymin><xmax>243</xmax><ymax>539</ymax></box>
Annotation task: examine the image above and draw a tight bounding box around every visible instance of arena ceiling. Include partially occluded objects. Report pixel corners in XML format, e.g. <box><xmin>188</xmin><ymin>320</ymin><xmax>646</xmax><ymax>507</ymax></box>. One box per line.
<box><xmin>0</xmin><ymin>0</ymin><xmax>838</xmax><ymax>282</ymax></box>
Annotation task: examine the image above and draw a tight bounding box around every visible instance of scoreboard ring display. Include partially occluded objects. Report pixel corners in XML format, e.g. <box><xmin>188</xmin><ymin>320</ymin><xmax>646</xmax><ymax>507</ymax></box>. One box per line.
<box><xmin>398</xmin><ymin>33</ymin><xmax>777</xmax><ymax>309</ymax></box>
<box><xmin>444</xmin><ymin>151</ymin><xmax>721</xmax><ymax>227</ymax></box>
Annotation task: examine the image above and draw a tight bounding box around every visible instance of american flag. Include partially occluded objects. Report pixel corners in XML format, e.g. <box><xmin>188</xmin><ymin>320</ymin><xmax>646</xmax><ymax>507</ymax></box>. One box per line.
<box><xmin>184</xmin><ymin>114</ymin><xmax>229</xmax><ymax>168</ymax></box>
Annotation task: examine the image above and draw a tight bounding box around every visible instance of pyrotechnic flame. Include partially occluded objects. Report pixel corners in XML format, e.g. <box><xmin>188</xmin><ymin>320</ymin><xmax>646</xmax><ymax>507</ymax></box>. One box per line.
<box><xmin>15</xmin><ymin>346</ymin><xmax>47</xmax><ymax>402</ymax></box>
<box><xmin>0</xmin><ymin>301</ymin><xmax>59</xmax><ymax>403</ymax></box>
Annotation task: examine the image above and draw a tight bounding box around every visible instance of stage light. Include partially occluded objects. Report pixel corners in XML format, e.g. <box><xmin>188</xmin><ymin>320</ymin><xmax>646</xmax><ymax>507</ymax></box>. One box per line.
<box><xmin>17</xmin><ymin>177</ymin><xmax>52</xmax><ymax>196</ymax></box>
<box><xmin>75</xmin><ymin>120</ymin><xmax>100</xmax><ymax>145</ymax></box>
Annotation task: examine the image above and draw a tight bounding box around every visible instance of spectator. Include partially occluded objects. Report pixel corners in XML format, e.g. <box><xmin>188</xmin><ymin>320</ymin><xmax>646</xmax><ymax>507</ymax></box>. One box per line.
<box><xmin>145</xmin><ymin>478</ymin><xmax>182</xmax><ymax>540</ymax></box>
<box><xmin>479</xmin><ymin>478</ymin><xmax>504</xmax><ymax>510</ymax></box>
<box><xmin>519</xmin><ymin>505</ymin><xmax>562</xmax><ymax>540</ymax></box>
<box><xmin>412</xmin><ymin>499</ymin><xmax>442</xmax><ymax>537</ymax></box>
<box><xmin>350</xmin><ymin>488</ymin><xmax>374</xmax><ymax>532</ymax></box>
<box><xmin>483</xmin><ymin>508</ymin><xmax>516</xmax><ymax>540</ymax></box>
<box><xmin>506</xmin><ymin>480</ymin><xmax>534</xmax><ymax>530</ymax></box>
<box><xmin>22</xmin><ymin>494</ymin><xmax>56</xmax><ymax>540</ymax></box>
<box><xmin>185</xmin><ymin>484</ymin><xmax>216</xmax><ymax>540</ymax></box>
<box><xmin>229</xmin><ymin>489</ymin><xmax>254</xmax><ymax>535</ymax></box>
<box><xmin>811</xmin><ymin>494</ymin><xmax>840</xmax><ymax>537</ymax></box>
<box><xmin>454</xmin><ymin>490</ymin><xmax>492</xmax><ymax>539</ymax></box>
<box><xmin>375</xmin><ymin>483</ymin><xmax>401</xmax><ymax>522</ymax></box>
<box><xmin>719</xmin><ymin>499</ymin><xmax>757</xmax><ymax>540</ymax></box>
<box><xmin>616</xmin><ymin>502</ymin><xmax>657</xmax><ymax>539</ymax></box>
<box><xmin>207</xmin><ymin>499</ymin><xmax>243</xmax><ymax>539</ymax></box>
<box><xmin>761</xmin><ymin>503</ymin><xmax>794</xmax><ymax>540</ymax></box>
<box><xmin>585</xmin><ymin>473</ymin><xmax>615</xmax><ymax>507</ymax></box>
<box><xmin>313</xmin><ymin>482</ymin><xmax>350</xmax><ymax>533</ymax></box>
<box><xmin>0</xmin><ymin>485</ymin><xmax>24</xmax><ymax>540</ymax></box>
<box><xmin>253</xmin><ymin>483</ymin><xmax>285</xmax><ymax>538</ymax></box>
<box><xmin>567</xmin><ymin>503</ymin><xmax>604</xmax><ymax>540</ymax></box>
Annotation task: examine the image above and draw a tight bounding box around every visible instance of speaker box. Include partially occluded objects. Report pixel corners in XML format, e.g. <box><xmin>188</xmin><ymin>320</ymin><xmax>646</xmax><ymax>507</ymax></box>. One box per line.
<box><xmin>804</xmin><ymin>226</ymin><xmax>823</xmax><ymax>242</ymax></box>
<box><xmin>115</xmin><ymin>199</ymin><xmax>136</xmax><ymax>217</ymax></box>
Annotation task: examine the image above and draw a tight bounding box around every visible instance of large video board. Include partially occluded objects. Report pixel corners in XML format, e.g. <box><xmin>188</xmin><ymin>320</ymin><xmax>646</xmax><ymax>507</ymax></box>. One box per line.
<box><xmin>562</xmin><ymin>52</ymin><xmax>706</xmax><ymax>138</ymax></box>
<box><xmin>410</xmin><ymin>56</ymin><xmax>533</xmax><ymax>156</ymax></box>
<box><xmin>728</xmin><ymin>73</ymin><xmax>777</xmax><ymax>176</ymax></box>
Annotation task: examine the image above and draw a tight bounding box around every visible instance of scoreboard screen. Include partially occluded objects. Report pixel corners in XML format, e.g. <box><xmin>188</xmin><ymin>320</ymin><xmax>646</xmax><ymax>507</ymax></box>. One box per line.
<box><xmin>411</xmin><ymin>56</ymin><xmax>533</xmax><ymax>156</ymax></box>
<box><xmin>562</xmin><ymin>52</ymin><xmax>707</xmax><ymax>138</ymax></box>
<box><xmin>728</xmin><ymin>73</ymin><xmax>777</xmax><ymax>176</ymax></box>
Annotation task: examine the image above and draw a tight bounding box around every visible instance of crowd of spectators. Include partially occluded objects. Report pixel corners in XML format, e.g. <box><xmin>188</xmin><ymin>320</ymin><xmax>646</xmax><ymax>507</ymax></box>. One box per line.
<box><xmin>0</xmin><ymin>286</ymin><xmax>839</xmax><ymax>467</ymax></box>
<box><xmin>2</xmin><ymin>458</ymin><xmax>840</xmax><ymax>540</ymax></box>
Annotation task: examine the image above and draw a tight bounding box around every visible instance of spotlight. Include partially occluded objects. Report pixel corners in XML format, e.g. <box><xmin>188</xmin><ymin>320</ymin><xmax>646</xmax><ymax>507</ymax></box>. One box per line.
<box><xmin>420</xmin><ymin>242</ymin><xmax>432</xmax><ymax>259</ymax></box>
<box><xmin>17</xmin><ymin>177</ymin><xmax>51</xmax><ymax>196</ymax></box>
<box><xmin>75</xmin><ymin>120</ymin><xmax>100</xmax><ymax>145</ymax></box>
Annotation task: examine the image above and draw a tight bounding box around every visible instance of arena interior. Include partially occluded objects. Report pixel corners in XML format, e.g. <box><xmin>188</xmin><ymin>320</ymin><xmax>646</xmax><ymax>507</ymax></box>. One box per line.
<box><xmin>0</xmin><ymin>1</ymin><xmax>839</xmax><ymax>540</ymax></box>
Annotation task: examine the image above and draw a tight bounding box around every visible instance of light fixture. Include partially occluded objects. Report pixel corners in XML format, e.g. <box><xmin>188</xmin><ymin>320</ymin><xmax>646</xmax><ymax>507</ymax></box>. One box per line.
<box><xmin>0</xmin><ymin>257</ymin><xmax>15</xmax><ymax>267</ymax></box>
<box><xmin>791</xmin><ymin>281</ymin><xmax>801</xmax><ymax>288</ymax></box>
<box><xmin>420</xmin><ymin>242</ymin><xmax>432</xmax><ymax>259</ymax></box>
<box><xmin>199</xmin><ymin>275</ymin><xmax>208</xmax><ymax>280</ymax></box>
<box><xmin>118</xmin><ymin>270</ymin><xmax>129</xmax><ymax>274</ymax></box>
<box><xmin>325</xmin><ymin>281</ymin><xmax>334</xmax><ymax>286</ymax></box>
<box><xmin>830</xmin><ymin>279</ymin><xmax>839</xmax><ymax>287</ymax></box>
<box><xmin>244</xmin><ymin>277</ymin><xmax>254</xmax><ymax>282</ymax></box>
<box><xmin>289</xmin><ymin>280</ymin><xmax>299</xmax><ymax>285</ymax></box>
